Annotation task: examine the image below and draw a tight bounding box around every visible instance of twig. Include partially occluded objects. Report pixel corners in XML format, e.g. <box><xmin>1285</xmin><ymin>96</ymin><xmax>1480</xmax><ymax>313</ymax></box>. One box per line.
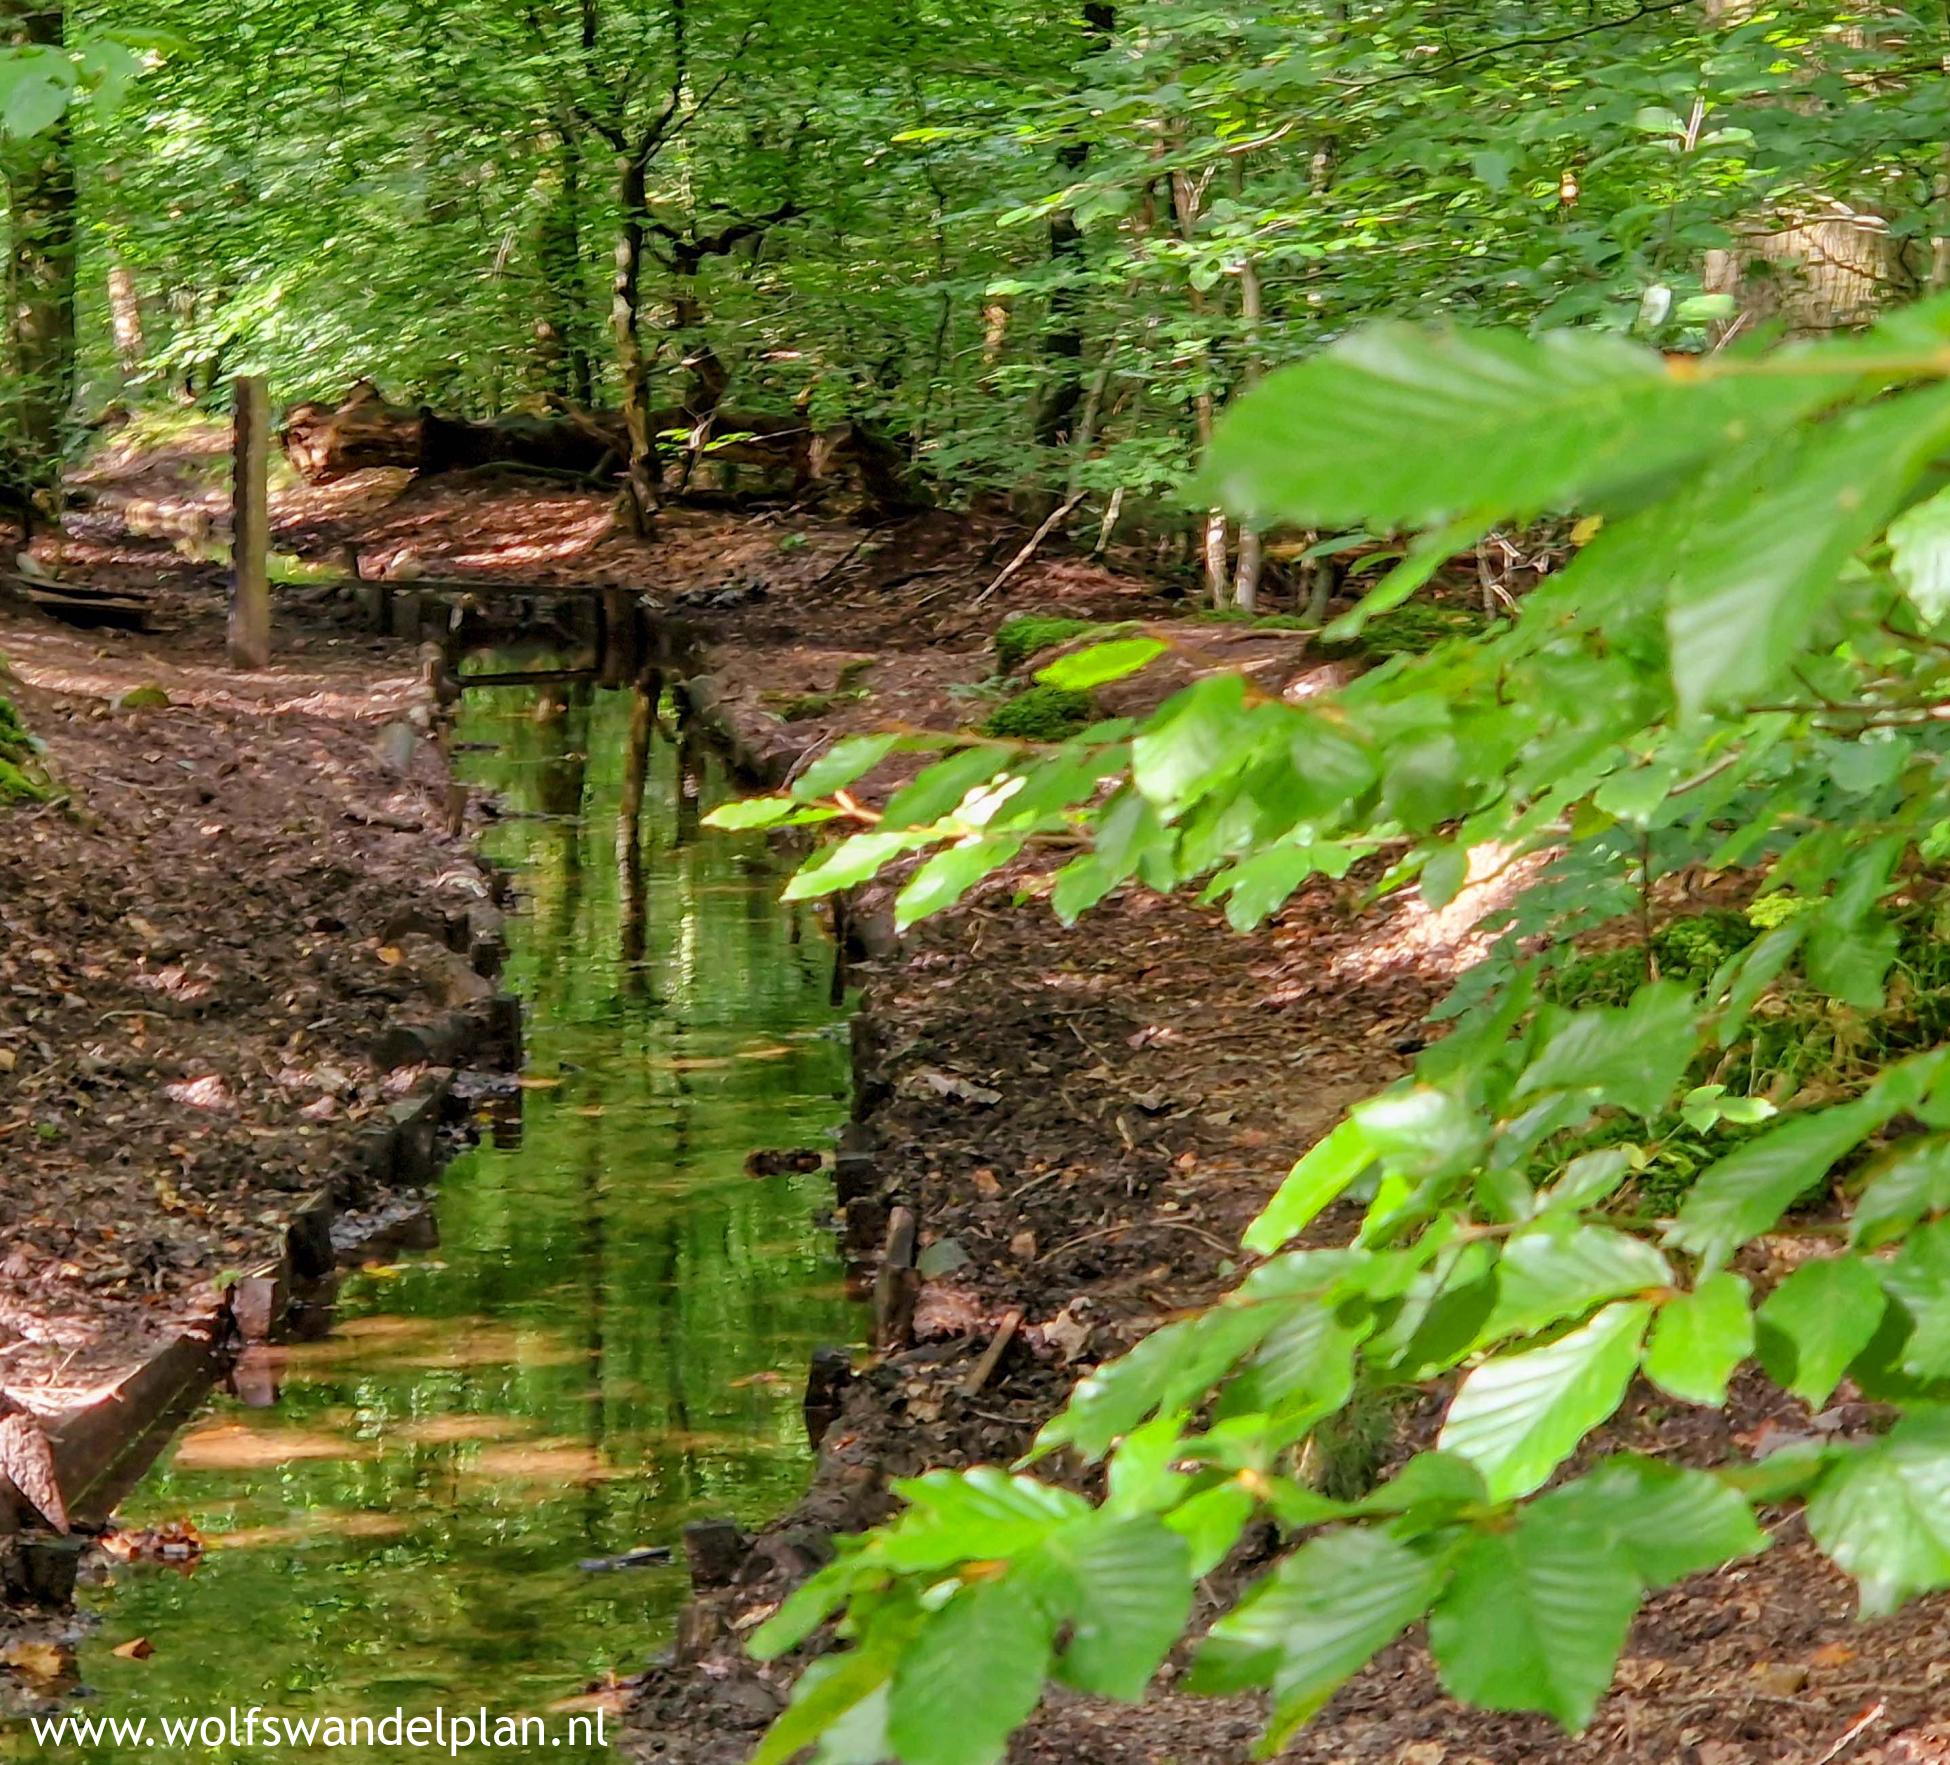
<box><xmin>960</xmin><ymin>1309</ymin><xmax>1022</xmax><ymax>1396</ymax></box>
<box><xmin>973</xmin><ymin>492</ymin><xmax>1086</xmax><ymax>607</ymax></box>
<box><xmin>1808</xmin><ymin>1702</ymin><xmax>1885</xmax><ymax>1765</ymax></box>
<box><xmin>814</xmin><ymin>534</ymin><xmax>875</xmax><ymax>587</ymax></box>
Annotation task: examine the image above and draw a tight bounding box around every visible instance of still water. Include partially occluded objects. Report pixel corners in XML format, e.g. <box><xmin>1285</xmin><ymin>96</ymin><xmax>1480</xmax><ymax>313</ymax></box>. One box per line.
<box><xmin>32</xmin><ymin>671</ymin><xmax>862</xmax><ymax>1759</ymax></box>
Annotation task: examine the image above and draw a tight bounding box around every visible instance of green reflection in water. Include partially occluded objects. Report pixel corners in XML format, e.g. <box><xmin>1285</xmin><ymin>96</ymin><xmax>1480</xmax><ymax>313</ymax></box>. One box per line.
<box><xmin>34</xmin><ymin>669</ymin><xmax>862</xmax><ymax>1761</ymax></box>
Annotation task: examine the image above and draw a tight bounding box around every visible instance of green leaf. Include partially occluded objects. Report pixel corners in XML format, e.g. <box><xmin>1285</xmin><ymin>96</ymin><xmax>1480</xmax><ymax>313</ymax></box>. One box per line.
<box><xmin>1349</xmin><ymin>1451</ymin><xmax>1488</xmax><ymax>1520</ymax></box>
<box><xmin>1046</xmin><ymin>1516</ymin><xmax>1191</xmax><ymax>1701</ymax></box>
<box><xmin>879</xmin><ymin>747</ymin><xmax>1013</xmax><ymax>831</ymax></box>
<box><xmin>1755</xmin><ymin>1256</ymin><xmax>1885</xmax><ymax>1406</ymax></box>
<box><xmin>1205</xmin><ymin>324</ymin><xmax>1831</xmax><ymax>530</ymax></box>
<box><xmin>894</xmin><ymin>836</ymin><xmax>1025</xmax><ymax>928</ymax></box>
<box><xmin>1481</xmin><ymin>1225</ymin><xmax>1673</xmax><ymax>1345</ymax></box>
<box><xmin>748</xmin><ymin>1558</ymin><xmax>859</xmax><ymax>1660</ymax></box>
<box><xmin>1163</xmin><ymin>1482</ymin><xmax>1258</xmax><ymax>1577</ymax></box>
<box><xmin>1670</xmin><ymin>1101</ymin><xmax>1881</xmax><ymax>1269</ymax></box>
<box><xmin>783</xmin><ymin>830</ymin><xmax>929</xmax><ymax>900</ymax></box>
<box><xmin>1190</xmin><ymin>1529</ymin><xmax>1442</xmax><ymax>1753</ymax></box>
<box><xmin>1644</xmin><ymin>1271</ymin><xmax>1753</xmax><ymax>1406</ymax></box>
<box><xmin>754</xmin><ymin>1647</ymin><xmax>897</xmax><ymax>1765</ymax></box>
<box><xmin>886</xmin><ymin>1575</ymin><xmax>1055</xmax><ymax>1765</ymax></box>
<box><xmin>702</xmin><ymin>796</ymin><xmax>837</xmax><ymax>831</ymax></box>
<box><xmin>1219</xmin><ymin>1298</ymin><xmax>1364</xmax><ymax>1424</ymax></box>
<box><xmin>1533</xmin><ymin>1456</ymin><xmax>1766</xmax><ymax>1588</ymax></box>
<box><xmin>793</xmin><ymin>734</ymin><xmax>903</xmax><ymax>801</ymax></box>
<box><xmin>1036</xmin><ymin>636</ymin><xmax>1168</xmax><ymax>691</ymax></box>
<box><xmin>1430</xmin><ymin>1504</ymin><xmax>1641</xmax><ymax>1730</ymax></box>
<box><xmin>1539</xmin><ymin>1147</ymin><xmax>1640</xmax><ymax>1214</ymax></box>
<box><xmin>1038</xmin><ymin>1304</ymin><xmax>1280</xmax><ymax>1461</ymax></box>
<box><xmin>880</xmin><ymin>1468</ymin><xmax>1088</xmax><ymax>1573</ymax></box>
<box><xmin>1804</xmin><ymin>909</ymin><xmax>1899</xmax><ymax>1011</ymax></box>
<box><xmin>1242</xmin><ymin>1118</ymin><xmax>1375</xmax><ymax>1254</ymax></box>
<box><xmin>1881</xmin><ymin>1218</ymin><xmax>1950</xmax><ymax>1379</ymax></box>
<box><xmin>1438</xmin><ymin>1301</ymin><xmax>1651</xmax><ymax>1499</ymax></box>
<box><xmin>1514</xmin><ymin>984</ymin><xmax>1697</xmax><ymax>1117</ymax></box>
<box><xmin>1808</xmin><ymin>1410</ymin><xmax>1950</xmax><ymax>1616</ymax></box>
<box><xmin>1852</xmin><ymin>1136</ymin><xmax>1950</xmax><ymax>1248</ymax></box>
<box><xmin>1353</xmin><ymin>1085</ymin><xmax>1487</xmax><ymax>1183</ymax></box>
<box><xmin>1132</xmin><ymin>675</ymin><xmax>1247</xmax><ymax>816</ymax></box>
<box><xmin>1</xmin><ymin>71</ymin><xmax>68</xmax><ymax>139</ymax></box>
<box><xmin>1890</xmin><ymin>485</ymin><xmax>1950</xmax><ymax>623</ymax></box>
<box><xmin>1667</xmin><ymin>384</ymin><xmax>1950</xmax><ymax>715</ymax></box>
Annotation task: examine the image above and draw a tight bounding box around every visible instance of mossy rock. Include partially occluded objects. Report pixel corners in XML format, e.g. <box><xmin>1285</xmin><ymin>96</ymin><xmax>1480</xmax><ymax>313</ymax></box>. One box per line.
<box><xmin>982</xmin><ymin>683</ymin><xmax>1097</xmax><ymax>741</ymax></box>
<box><xmin>993</xmin><ymin>615</ymin><xmax>1102</xmax><ymax>676</ymax></box>
<box><xmin>1545</xmin><ymin>911</ymin><xmax>1759</xmax><ymax>1010</ymax></box>
<box><xmin>115</xmin><ymin>684</ymin><xmax>173</xmax><ymax>712</ymax></box>
<box><xmin>1323</xmin><ymin>602</ymin><xmax>1493</xmax><ymax>661</ymax></box>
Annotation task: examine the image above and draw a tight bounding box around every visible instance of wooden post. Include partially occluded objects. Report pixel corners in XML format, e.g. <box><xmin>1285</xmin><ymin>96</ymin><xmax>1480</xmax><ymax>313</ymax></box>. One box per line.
<box><xmin>228</xmin><ymin>375</ymin><xmax>271</xmax><ymax>669</ymax></box>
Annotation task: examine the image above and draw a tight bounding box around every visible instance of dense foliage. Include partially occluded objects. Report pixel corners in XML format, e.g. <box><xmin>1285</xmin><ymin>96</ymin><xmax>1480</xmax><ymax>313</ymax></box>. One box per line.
<box><xmin>719</xmin><ymin>307</ymin><xmax>1950</xmax><ymax>1758</ymax></box>
<box><xmin>6</xmin><ymin>0</ymin><xmax>1950</xmax><ymax>562</ymax></box>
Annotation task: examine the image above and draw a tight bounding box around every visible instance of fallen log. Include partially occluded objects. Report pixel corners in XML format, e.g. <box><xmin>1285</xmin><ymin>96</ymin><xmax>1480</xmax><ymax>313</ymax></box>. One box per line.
<box><xmin>281</xmin><ymin>383</ymin><xmax>926</xmax><ymax>514</ymax></box>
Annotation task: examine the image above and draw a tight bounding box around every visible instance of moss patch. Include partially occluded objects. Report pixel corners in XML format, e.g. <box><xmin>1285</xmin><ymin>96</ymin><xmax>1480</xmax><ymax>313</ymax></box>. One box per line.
<box><xmin>0</xmin><ymin>691</ymin><xmax>49</xmax><ymax>802</ymax></box>
<box><xmin>1191</xmin><ymin>607</ymin><xmax>1309</xmax><ymax>631</ymax></box>
<box><xmin>982</xmin><ymin>684</ymin><xmax>1097</xmax><ymax>741</ymax></box>
<box><xmin>993</xmin><ymin>615</ymin><xmax>1103</xmax><ymax>676</ymax></box>
<box><xmin>1328</xmin><ymin>602</ymin><xmax>1493</xmax><ymax>660</ymax></box>
<box><xmin>1544</xmin><ymin>911</ymin><xmax>1759</xmax><ymax>1010</ymax></box>
<box><xmin>1534</xmin><ymin>907</ymin><xmax>1950</xmax><ymax>1217</ymax></box>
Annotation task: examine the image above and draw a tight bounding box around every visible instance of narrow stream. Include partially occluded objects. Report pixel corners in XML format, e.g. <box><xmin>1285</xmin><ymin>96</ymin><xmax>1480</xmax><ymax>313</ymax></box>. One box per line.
<box><xmin>46</xmin><ymin>664</ymin><xmax>863</xmax><ymax>1759</ymax></box>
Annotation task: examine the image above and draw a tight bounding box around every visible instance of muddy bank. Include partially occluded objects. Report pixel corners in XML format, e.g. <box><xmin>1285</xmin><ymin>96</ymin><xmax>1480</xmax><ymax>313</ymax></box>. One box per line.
<box><xmin>0</xmin><ymin>579</ymin><xmax>516</xmax><ymax>1545</ymax></box>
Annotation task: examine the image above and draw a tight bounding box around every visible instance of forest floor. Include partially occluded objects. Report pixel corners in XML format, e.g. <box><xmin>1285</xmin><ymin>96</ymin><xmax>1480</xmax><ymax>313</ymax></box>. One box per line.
<box><xmin>0</xmin><ymin>462</ymin><xmax>503</xmax><ymax>1434</ymax></box>
<box><xmin>7</xmin><ymin>442</ymin><xmax>1950</xmax><ymax>1761</ymax></box>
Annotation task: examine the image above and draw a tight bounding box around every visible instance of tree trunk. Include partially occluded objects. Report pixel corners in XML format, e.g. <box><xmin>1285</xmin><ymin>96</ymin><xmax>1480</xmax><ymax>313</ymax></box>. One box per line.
<box><xmin>107</xmin><ymin>264</ymin><xmax>145</xmax><ymax>385</ymax></box>
<box><xmin>610</xmin><ymin>154</ymin><xmax>660</xmax><ymax>533</ymax></box>
<box><xmin>1170</xmin><ymin>160</ymin><xmax>1228</xmax><ymax>608</ymax></box>
<box><xmin>1230</xmin><ymin>184</ymin><xmax>1265</xmax><ymax>614</ymax></box>
<box><xmin>2</xmin><ymin>1</ymin><xmax>76</xmax><ymax>503</ymax></box>
<box><xmin>1030</xmin><ymin>2</ymin><xmax>1114</xmax><ymax>449</ymax></box>
<box><xmin>536</xmin><ymin>132</ymin><xmax>594</xmax><ymax>407</ymax></box>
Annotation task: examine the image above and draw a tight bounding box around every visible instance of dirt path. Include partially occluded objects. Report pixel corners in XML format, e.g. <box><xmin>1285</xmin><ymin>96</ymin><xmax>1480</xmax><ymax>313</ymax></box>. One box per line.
<box><xmin>0</xmin><ymin>575</ymin><xmax>504</xmax><ymax>1442</ymax></box>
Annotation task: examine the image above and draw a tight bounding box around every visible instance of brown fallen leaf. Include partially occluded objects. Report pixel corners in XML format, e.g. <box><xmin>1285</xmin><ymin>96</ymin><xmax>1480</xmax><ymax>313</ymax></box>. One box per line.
<box><xmin>112</xmin><ymin>1638</ymin><xmax>154</xmax><ymax>1661</ymax></box>
<box><xmin>1</xmin><ymin>1640</ymin><xmax>73</xmax><ymax>1688</ymax></box>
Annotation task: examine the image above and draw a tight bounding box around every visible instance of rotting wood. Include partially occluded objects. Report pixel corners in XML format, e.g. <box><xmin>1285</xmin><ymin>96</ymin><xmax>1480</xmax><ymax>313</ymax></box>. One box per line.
<box><xmin>3</xmin><ymin>572</ymin><xmax>153</xmax><ymax>632</ymax></box>
<box><xmin>874</xmin><ymin>1205</ymin><xmax>919</xmax><ymax>1350</ymax></box>
<box><xmin>960</xmin><ymin>1308</ymin><xmax>1023</xmax><ymax>1397</ymax></box>
<box><xmin>281</xmin><ymin>383</ymin><xmax>926</xmax><ymax>514</ymax></box>
<box><xmin>803</xmin><ymin>1346</ymin><xmax>853</xmax><ymax>1449</ymax></box>
<box><xmin>833</xmin><ymin>1120</ymin><xmax>876</xmax><ymax>1208</ymax></box>
<box><xmin>682</xmin><ymin>1517</ymin><xmax>749</xmax><ymax>1591</ymax></box>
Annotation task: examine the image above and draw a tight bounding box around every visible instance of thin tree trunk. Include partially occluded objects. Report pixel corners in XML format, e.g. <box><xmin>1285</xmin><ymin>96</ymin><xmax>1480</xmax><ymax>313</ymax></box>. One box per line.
<box><xmin>610</xmin><ymin>153</ymin><xmax>660</xmax><ymax>533</ymax></box>
<box><xmin>1171</xmin><ymin>159</ymin><xmax>1228</xmax><ymax>607</ymax></box>
<box><xmin>2</xmin><ymin>1</ymin><xmax>76</xmax><ymax>502</ymax></box>
<box><xmin>537</xmin><ymin>131</ymin><xmax>593</xmax><ymax>405</ymax></box>
<box><xmin>1031</xmin><ymin>2</ymin><xmax>1114</xmax><ymax>449</ymax></box>
<box><xmin>107</xmin><ymin>264</ymin><xmax>145</xmax><ymax>385</ymax></box>
<box><xmin>1231</xmin><ymin>181</ymin><xmax>1265</xmax><ymax>613</ymax></box>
